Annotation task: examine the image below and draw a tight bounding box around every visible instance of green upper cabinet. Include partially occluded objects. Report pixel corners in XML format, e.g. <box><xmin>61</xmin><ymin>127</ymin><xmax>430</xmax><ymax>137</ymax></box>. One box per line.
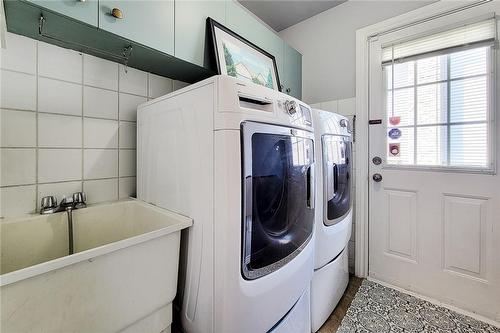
<box><xmin>99</xmin><ymin>0</ymin><xmax>174</xmax><ymax>55</ymax></box>
<box><xmin>225</xmin><ymin>1</ymin><xmax>284</xmax><ymax>84</ymax></box>
<box><xmin>175</xmin><ymin>0</ymin><xmax>225</xmax><ymax>67</ymax></box>
<box><xmin>25</xmin><ymin>0</ymin><xmax>98</xmax><ymax>26</ymax></box>
<box><xmin>283</xmin><ymin>43</ymin><xmax>302</xmax><ymax>99</ymax></box>
<box><xmin>9</xmin><ymin>0</ymin><xmax>299</xmax><ymax>90</ymax></box>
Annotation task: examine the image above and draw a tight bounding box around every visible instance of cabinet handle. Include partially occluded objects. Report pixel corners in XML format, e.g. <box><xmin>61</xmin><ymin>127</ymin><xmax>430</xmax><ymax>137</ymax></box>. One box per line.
<box><xmin>286</xmin><ymin>87</ymin><xmax>291</xmax><ymax>93</ymax></box>
<box><xmin>111</xmin><ymin>8</ymin><xmax>123</xmax><ymax>19</ymax></box>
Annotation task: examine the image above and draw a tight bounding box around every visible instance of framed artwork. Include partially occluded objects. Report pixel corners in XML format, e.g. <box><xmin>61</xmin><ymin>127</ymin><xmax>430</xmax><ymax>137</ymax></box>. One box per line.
<box><xmin>206</xmin><ymin>17</ymin><xmax>281</xmax><ymax>91</ymax></box>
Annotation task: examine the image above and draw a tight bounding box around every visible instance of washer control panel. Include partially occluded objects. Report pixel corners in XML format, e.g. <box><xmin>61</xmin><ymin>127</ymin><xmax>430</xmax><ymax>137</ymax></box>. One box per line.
<box><xmin>284</xmin><ymin>100</ymin><xmax>298</xmax><ymax>116</ymax></box>
<box><xmin>278</xmin><ymin>100</ymin><xmax>312</xmax><ymax>127</ymax></box>
<box><xmin>278</xmin><ymin>99</ymin><xmax>312</xmax><ymax>127</ymax></box>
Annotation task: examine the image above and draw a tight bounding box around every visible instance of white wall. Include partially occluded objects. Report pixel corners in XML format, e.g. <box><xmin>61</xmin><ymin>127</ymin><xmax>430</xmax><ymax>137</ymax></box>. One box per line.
<box><xmin>280</xmin><ymin>0</ymin><xmax>432</xmax><ymax>104</ymax></box>
<box><xmin>0</xmin><ymin>32</ymin><xmax>189</xmax><ymax>217</ymax></box>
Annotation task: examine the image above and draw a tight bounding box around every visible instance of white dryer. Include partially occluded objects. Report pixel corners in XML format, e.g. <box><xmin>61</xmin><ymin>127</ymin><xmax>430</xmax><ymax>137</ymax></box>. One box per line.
<box><xmin>137</xmin><ymin>75</ymin><xmax>315</xmax><ymax>333</ymax></box>
<box><xmin>310</xmin><ymin>109</ymin><xmax>353</xmax><ymax>332</ymax></box>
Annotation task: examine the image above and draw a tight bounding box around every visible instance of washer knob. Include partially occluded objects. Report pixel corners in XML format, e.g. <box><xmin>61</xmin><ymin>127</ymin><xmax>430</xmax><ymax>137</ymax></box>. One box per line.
<box><xmin>340</xmin><ymin>119</ymin><xmax>349</xmax><ymax>128</ymax></box>
<box><xmin>285</xmin><ymin>100</ymin><xmax>297</xmax><ymax>115</ymax></box>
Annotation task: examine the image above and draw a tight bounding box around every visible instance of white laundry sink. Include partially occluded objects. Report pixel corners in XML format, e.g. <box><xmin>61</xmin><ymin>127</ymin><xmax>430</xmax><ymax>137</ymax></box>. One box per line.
<box><xmin>0</xmin><ymin>199</ymin><xmax>192</xmax><ymax>333</ymax></box>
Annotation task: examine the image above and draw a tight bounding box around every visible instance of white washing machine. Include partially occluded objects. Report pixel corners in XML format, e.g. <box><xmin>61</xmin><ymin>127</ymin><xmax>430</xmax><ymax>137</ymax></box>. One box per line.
<box><xmin>137</xmin><ymin>75</ymin><xmax>315</xmax><ymax>333</ymax></box>
<box><xmin>310</xmin><ymin>109</ymin><xmax>353</xmax><ymax>332</ymax></box>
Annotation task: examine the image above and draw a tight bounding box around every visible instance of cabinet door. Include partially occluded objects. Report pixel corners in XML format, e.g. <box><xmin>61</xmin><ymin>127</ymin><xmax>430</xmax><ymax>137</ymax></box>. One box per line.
<box><xmin>283</xmin><ymin>43</ymin><xmax>302</xmax><ymax>99</ymax></box>
<box><xmin>225</xmin><ymin>1</ymin><xmax>284</xmax><ymax>83</ymax></box>
<box><xmin>175</xmin><ymin>0</ymin><xmax>225</xmax><ymax>67</ymax></box>
<box><xmin>26</xmin><ymin>0</ymin><xmax>98</xmax><ymax>26</ymax></box>
<box><xmin>99</xmin><ymin>0</ymin><xmax>174</xmax><ymax>55</ymax></box>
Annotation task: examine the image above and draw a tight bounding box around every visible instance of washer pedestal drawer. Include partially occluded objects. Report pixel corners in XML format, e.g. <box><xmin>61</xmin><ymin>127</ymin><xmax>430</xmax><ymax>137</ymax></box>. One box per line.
<box><xmin>311</xmin><ymin>247</ymin><xmax>349</xmax><ymax>332</ymax></box>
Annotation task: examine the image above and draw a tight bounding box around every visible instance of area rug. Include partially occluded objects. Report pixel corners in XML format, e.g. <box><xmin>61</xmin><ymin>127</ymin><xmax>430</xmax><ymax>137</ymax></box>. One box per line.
<box><xmin>337</xmin><ymin>280</ymin><xmax>500</xmax><ymax>333</ymax></box>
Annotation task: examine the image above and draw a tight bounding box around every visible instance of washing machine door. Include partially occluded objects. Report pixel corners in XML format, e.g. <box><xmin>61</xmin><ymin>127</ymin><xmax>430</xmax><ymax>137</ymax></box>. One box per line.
<box><xmin>241</xmin><ymin>122</ymin><xmax>315</xmax><ymax>280</ymax></box>
<box><xmin>322</xmin><ymin>134</ymin><xmax>352</xmax><ymax>225</ymax></box>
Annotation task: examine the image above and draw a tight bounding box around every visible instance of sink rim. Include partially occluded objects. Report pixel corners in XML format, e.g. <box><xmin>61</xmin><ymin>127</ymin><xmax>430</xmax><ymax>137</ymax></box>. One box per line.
<box><xmin>0</xmin><ymin>199</ymin><xmax>192</xmax><ymax>287</ymax></box>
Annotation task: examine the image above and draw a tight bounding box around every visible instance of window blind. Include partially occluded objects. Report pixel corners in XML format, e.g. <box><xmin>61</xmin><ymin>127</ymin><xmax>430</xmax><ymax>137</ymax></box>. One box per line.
<box><xmin>382</xmin><ymin>18</ymin><xmax>496</xmax><ymax>64</ymax></box>
<box><xmin>384</xmin><ymin>45</ymin><xmax>492</xmax><ymax>170</ymax></box>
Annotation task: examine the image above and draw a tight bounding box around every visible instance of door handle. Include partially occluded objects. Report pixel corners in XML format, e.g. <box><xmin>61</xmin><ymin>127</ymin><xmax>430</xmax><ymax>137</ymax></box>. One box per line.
<box><xmin>333</xmin><ymin>164</ymin><xmax>338</xmax><ymax>194</ymax></box>
<box><xmin>372</xmin><ymin>173</ymin><xmax>383</xmax><ymax>182</ymax></box>
<box><xmin>306</xmin><ymin>165</ymin><xmax>315</xmax><ymax>209</ymax></box>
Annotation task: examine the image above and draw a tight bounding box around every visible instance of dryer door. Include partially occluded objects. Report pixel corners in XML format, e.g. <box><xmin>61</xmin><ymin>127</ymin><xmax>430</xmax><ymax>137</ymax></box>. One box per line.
<box><xmin>242</xmin><ymin>122</ymin><xmax>314</xmax><ymax>280</ymax></box>
<box><xmin>323</xmin><ymin>134</ymin><xmax>352</xmax><ymax>225</ymax></box>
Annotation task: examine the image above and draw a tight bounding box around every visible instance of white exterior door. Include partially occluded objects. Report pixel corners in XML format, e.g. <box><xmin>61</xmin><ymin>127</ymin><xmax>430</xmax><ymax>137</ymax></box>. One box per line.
<box><xmin>368</xmin><ymin>4</ymin><xmax>500</xmax><ymax>322</ymax></box>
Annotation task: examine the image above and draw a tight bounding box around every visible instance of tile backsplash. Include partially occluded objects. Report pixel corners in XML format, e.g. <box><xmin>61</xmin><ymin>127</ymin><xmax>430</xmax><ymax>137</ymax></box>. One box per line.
<box><xmin>0</xmin><ymin>32</ymin><xmax>189</xmax><ymax>218</ymax></box>
<box><xmin>310</xmin><ymin>97</ymin><xmax>357</xmax><ymax>273</ymax></box>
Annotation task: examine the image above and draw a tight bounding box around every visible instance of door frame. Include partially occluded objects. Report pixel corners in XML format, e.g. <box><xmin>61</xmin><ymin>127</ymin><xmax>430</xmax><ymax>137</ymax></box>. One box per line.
<box><xmin>354</xmin><ymin>0</ymin><xmax>495</xmax><ymax>278</ymax></box>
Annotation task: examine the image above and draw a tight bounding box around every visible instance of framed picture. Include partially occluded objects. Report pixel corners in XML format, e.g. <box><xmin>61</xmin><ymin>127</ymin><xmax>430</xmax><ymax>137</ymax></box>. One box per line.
<box><xmin>206</xmin><ymin>17</ymin><xmax>281</xmax><ymax>91</ymax></box>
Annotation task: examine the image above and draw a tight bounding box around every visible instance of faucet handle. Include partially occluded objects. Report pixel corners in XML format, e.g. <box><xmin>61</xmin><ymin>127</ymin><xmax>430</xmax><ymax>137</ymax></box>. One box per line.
<box><xmin>60</xmin><ymin>195</ymin><xmax>74</xmax><ymax>208</ymax></box>
<box><xmin>40</xmin><ymin>196</ymin><xmax>57</xmax><ymax>210</ymax></box>
<box><xmin>73</xmin><ymin>191</ymin><xmax>87</xmax><ymax>208</ymax></box>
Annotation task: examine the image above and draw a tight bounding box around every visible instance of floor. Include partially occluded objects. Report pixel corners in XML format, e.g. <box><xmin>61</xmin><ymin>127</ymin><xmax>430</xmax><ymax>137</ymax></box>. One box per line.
<box><xmin>335</xmin><ymin>279</ymin><xmax>500</xmax><ymax>333</ymax></box>
<box><xmin>318</xmin><ymin>275</ymin><xmax>364</xmax><ymax>332</ymax></box>
<box><xmin>173</xmin><ymin>275</ymin><xmax>500</xmax><ymax>333</ymax></box>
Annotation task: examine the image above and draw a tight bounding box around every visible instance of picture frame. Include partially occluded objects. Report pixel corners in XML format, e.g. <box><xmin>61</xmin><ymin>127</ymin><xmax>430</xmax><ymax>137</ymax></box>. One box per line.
<box><xmin>206</xmin><ymin>17</ymin><xmax>282</xmax><ymax>91</ymax></box>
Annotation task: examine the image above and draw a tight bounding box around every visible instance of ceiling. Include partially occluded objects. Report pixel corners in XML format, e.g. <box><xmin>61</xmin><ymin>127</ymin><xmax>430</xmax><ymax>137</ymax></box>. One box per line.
<box><xmin>238</xmin><ymin>0</ymin><xmax>346</xmax><ymax>32</ymax></box>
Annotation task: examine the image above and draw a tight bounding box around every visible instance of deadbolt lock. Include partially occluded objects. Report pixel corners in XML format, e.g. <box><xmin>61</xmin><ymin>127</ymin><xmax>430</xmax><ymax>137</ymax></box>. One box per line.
<box><xmin>372</xmin><ymin>156</ymin><xmax>382</xmax><ymax>165</ymax></box>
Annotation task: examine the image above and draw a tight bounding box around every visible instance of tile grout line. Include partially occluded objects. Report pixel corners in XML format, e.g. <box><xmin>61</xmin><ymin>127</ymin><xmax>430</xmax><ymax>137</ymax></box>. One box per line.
<box><xmin>1</xmin><ymin>147</ymin><xmax>134</xmax><ymax>150</ymax></box>
<box><xmin>0</xmin><ymin>67</ymin><xmax>36</xmax><ymax>77</ymax></box>
<box><xmin>0</xmin><ymin>108</ymin><xmax>137</xmax><ymax>124</ymax></box>
<box><xmin>117</xmin><ymin>65</ymin><xmax>121</xmax><ymax>199</ymax></box>
<box><xmin>0</xmin><ymin>176</ymin><xmax>136</xmax><ymax>190</ymax></box>
<box><xmin>1</xmin><ymin>67</ymin><xmax>148</xmax><ymax>100</ymax></box>
<box><xmin>35</xmin><ymin>39</ymin><xmax>39</xmax><ymax>213</ymax></box>
<box><xmin>81</xmin><ymin>52</ymin><xmax>85</xmax><ymax>196</ymax></box>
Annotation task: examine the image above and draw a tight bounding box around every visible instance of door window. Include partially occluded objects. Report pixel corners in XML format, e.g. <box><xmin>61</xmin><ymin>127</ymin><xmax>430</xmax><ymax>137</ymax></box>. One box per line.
<box><xmin>323</xmin><ymin>135</ymin><xmax>352</xmax><ymax>224</ymax></box>
<box><xmin>242</xmin><ymin>124</ymin><xmax>314</xmax><ymax>280</ymax></box>
<box><xmin>382</xmin><ymin>19</ymin><xmax>495</xmax><ymax>172</ymax></box>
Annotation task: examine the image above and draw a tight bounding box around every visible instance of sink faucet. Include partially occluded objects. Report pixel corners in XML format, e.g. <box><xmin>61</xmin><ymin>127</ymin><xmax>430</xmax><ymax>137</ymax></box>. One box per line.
<box><xmin>40</xmin><ymin>192</ymin><xmax>87</xmax><ymax>255</ymax></box>
<box><xmin>40</xmin><ymin>192</ymin><xmax>87</xmax><ymax>214</ymax></box>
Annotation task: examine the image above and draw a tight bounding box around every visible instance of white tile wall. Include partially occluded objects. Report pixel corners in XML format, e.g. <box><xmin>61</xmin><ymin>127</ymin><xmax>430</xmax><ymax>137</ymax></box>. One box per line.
<box><xmin>119</xmin><ymin>65</ymin><xmax>148</xmax><ymax>96</ymax></box>
<box><xmin>83</xmin><ymin>178</ymin><xmax>119</xmax><ymax>204</ymax></box>
<box><xmin>83</xmin><ymin>118</ymin><xmax>119</xmax><ymax>149</ymax></box>
<box><xmin>1</xmin><ymin>70</ymin><xmax>37</xmax><ymax>110</ymax></box>
<box><xmin>83</xmin><ymin>86</ymin><xmax>118</xmax><ymax>120</ymax></box>
<box><xmin>119</xmin><ymin>177</ymin><xmax>136</xmax><ymax>199</ymax></box>
<box><xmin>83</xmin><ymin>149</ymin><xmax>118</xmax><ymax>180</ymax></box>
<box><xmin>0</xmin><ymin>32</ymin><xmax>37</xmax><ymax>75</ymax></box>
<box><xmin>314</xmin><ymin>97</ymin><xmax>357</xmax><ymax>273</ymax></box>
<box><xmin>119</xmin><ymin>150</ymin><xmax>136</xmax><ymax>177</ymax></box>
<box><xmin>38</xmin><ymin>77</ymin><xmax>82</xmax><ymax>116</ymax></box>
<box><xmin>0</xmin><ymin>32</ymin><xmax>186</xmax><ymax>218</ymax></box>
<box><xmin>0</xmin><ymin>185</ymin><xmax>37</xmax><ymax>218</ymax></box>
<box><xmin>119</xmin><ymin>122</ymin><xmax>136</xmax><ymax>149</ymax></box>
<box><xmin>38</xmin><ymin>113</ymin><xmax>82</xmax><ymax>148</ymax></box>
<box><xmin>1</xmin><ymin>110</ymin><xmax>36</xmax><ymax>147</ymax></box>
<box><xmin>38</xmin><ymin>42</ymin><xmax>82</xmax><ymax>83</ymax></box>
<box><xmin>149</xmin><ymin>73</ymin><xmax>173</xmax><ymax>99</ymax></box>
<box><xmin>1</xmin><ymin>148</ymin><xmax>37</xmax><ymax>186</ymax></box>
<box><xmin>119</xmin><ymin>93</ymin><xmax>147</xmax><ymax>121</ymax></box>
<box><xmin>38</xmin><ymin>149</ymin><xmax>82</xmax><ymax>183</ymax></box>
<box><xmin>83</xmin><ymin>55</ymin><xmax>118</xmax><ymax>90</ymax></box>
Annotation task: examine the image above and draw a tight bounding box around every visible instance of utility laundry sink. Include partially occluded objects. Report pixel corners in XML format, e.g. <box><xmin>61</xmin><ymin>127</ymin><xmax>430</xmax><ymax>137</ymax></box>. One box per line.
<box><xmin>0</xmin><ymin>199</ymin><xmax>192</xmax><ymax>333</ymax></box>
